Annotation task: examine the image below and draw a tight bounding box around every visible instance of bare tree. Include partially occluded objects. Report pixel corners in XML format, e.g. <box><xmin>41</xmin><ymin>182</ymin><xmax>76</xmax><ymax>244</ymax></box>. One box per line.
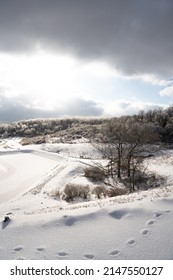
<box><xmin>101</xmin><ymin>118</ymin><xmax>130</xmax><ymax>178</ymax></box>
<box><xmin>124</xmin><ymin>122</ymin><xmax>158</xmax><ymax>177</ymax></box>
<box><xmin>96</xmin><ymin>117</ymin><xmax>159</xmax><ymax>191</ymax></box>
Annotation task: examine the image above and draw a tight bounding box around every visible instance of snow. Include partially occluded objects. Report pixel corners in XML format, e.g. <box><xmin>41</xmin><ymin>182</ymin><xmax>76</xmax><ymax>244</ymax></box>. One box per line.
<box><xmin>0</xmin><ymin>150</ymin><xmax>58</xmax><ymax>203</ymax></box>
<box><xmin>0</xmin><ymin>138</ymin><xmax>173</xmax><ymax>260</ymax></box>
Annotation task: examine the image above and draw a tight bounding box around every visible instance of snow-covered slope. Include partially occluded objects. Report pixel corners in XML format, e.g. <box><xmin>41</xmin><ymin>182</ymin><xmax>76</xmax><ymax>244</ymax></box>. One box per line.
<box><xmin>0</xmin><ymin>138</ymin><xmax>173</xmax><ymax>260</ymax></box>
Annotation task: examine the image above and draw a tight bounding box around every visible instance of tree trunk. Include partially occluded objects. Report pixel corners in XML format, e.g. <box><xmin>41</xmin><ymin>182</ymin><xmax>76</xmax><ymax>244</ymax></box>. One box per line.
<box><xmin>117</xmin><ymin>149</ymin><xmax>121</xmax><ymax>178</ymax></box>
<box><xmin>127</xmin><ymin>156</ymin><xmax>131</xmax><ymax>177</ymax></box>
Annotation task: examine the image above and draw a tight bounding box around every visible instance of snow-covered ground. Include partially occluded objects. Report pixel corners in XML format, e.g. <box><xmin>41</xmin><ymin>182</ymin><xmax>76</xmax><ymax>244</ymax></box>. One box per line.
<box><xmin>0</xmin><ymin>138</ymin><xmax>173</xmax><ymax>260</ymax></box>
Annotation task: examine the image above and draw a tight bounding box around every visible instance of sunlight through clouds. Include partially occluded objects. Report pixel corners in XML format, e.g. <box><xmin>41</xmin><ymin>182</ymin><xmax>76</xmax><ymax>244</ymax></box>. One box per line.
<box><xmin>0</xmin><ymin>51</ymin><xmax>80</xmax><ymax>107</ymax></box>
<box><xmin>0</xmin><ymin>50</ymin><xmax>121</xmax><ymax>111</ymax></box>
<box><xmin>0</xmin><ymin>0</ymin><xmax>173</xmax><ymax>122</ymax></box>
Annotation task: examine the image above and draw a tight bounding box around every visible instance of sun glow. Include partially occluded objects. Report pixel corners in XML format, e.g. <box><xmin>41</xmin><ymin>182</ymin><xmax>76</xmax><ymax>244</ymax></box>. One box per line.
<box><xmin>0</xmin><ymin>50</ymin><xmax>121</xmax><ymax>112</ymax></box>
<box><xmin>0</xmin><ymin>51</ymin><xmax>84</xmax><ymax>109</ymax></box>
<box><xmin>0</xmin><ymin>49</ymin><xmax>124</xmax><ymax>112</ymax></box>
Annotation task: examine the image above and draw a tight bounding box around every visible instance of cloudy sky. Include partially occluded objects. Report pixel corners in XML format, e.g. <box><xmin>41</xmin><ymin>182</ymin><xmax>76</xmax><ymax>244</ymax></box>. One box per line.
<box><xmin>0</xmin><ymin>0</ymin><xmax>173</xmax><ymax>123</ymax></box>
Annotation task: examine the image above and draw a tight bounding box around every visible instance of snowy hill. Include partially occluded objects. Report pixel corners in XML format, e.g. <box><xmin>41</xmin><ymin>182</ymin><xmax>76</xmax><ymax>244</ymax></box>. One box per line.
<box><xmin>0</xmin><ymin>138</ymin><xmax>173</xmax><ymax>260</ymax></box>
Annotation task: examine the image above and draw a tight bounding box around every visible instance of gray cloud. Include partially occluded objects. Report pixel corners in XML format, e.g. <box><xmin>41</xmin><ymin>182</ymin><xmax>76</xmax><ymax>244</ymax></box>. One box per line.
<box><xmin>59</xmin><ymin>97</ymin><xmax>103</xmax><ymax>117</ymax></box>
<box><xmin>0</xmin><ymin>94</ymin><xmax>103</xmax><ymax>123</ymax></box>
<box><xmin>0</xmin><ymin>0</ymin><xmax>173</xmax><ymax>78</ymax></box>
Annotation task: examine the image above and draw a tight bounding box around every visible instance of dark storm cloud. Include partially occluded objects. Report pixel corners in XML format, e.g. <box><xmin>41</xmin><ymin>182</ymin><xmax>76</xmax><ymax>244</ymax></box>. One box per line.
<box><xmin>0</xmin><ymin>0</ymin><xmax>173</xmax><ymax>77</ymax></box>
<box><xmin>0</xmin><ymin>94</ymin><xmax>103</xmax><ymax>123</ymax></box>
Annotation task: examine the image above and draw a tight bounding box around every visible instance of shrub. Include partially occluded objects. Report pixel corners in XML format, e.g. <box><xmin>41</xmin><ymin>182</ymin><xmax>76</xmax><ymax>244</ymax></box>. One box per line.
<box><xmin>92</xmin><ymin>186</ymin><xmax>107</xmax><ymax>199</ymax></box>
<box><xmin>107</xmin><ymin>188</ymin><xmax>128</xmax><ymax>197</ymax></box>
<box><xmin>84</xmin><ymin>166</ymin><xmax>105</xmax><ymax>182</ymax></box>
<box><xmin>51</xmin><ymin>189</ymin><xmax>61</xmax><ymax>199</ymax></box>
<box><xmin>20</xmin><ymin>136</ymin><xmax>46</xmax><ymax>145</ymax></box>
<box><xmin>63</xmin><ymin>184</ymin><xmax>90</xmax><ymax>202</ymax></box>
<box><xmin>78</xmin><ymin>185</ymin><xmax>90</xmax><ymax>199</ymax></box>
<box><xmin>146</xmin><ymin>173</ymin><xmax>166</xmax><ymax>188</ymax></box>
<box><xmin>63</xmin><ymin>184</ymin><xmax>79</xmax><ymax>202</ymax></box>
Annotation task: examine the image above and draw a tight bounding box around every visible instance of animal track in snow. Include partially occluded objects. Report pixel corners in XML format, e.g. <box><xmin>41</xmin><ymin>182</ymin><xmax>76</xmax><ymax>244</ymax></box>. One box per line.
<box><xmin>109</xmin><ymin>210</ymin><xmax>127</xmax><ymax>220</ymax></box>
<box><xmin>14</xmin><ymin>246</ymin><xmax>23</xmax><ymax>252</ymax></box>
<box><xmin>64</xmin><ymin>216</ymin><xmax>77</xmax><ymax>226</ymax></box>
<box><xmin>141</xmin><ymin>229</ymin><xmax>149</xmax><ymax>236</ymax></box>
<box><xmin>126</xmin><ymin>239</ymin><xmax>136</xmax><ymax>245</ymax></box>
<box><xmin>56</xmin><ymin>252</ymin><xmax>68</xmax><ymax>257</ymax></box>
<box><xmin>110</xmin><ymin>250</ymin><xmax>120</xmax><ymax>257</ymax></box>
<box><xmin>2</xmin><ymin>216</ymin><xmax>11</xmax><ymax>229</ymax></box>
<box><xmin>84</xmin><ymin>254</ymin><xmax>95</xmax><ymax>259</ymax></box>
<box><xmin>146</xmin><ymin>220</ymin><xmax>155</xmax><ymax>226</ymax></box>
<box><xmin>6</xmin><ymin>212</ymin><xmax>12</xmax><ymax>215</ymax></box>
<box><xmin>154</xmin><ymin>213</ymin><xmax>162</xmax><ymax>219</ymax></box>
<box><xmin>36</xmin><ymin>247</ymin><xmax>45</xmax><ymax>252</ymax></box>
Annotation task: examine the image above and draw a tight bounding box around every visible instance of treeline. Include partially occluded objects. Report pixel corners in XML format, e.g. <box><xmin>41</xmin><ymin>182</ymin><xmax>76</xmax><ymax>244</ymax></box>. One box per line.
<box><xmin>1</xmin><ymin>105</ymin><xmax>173</xmax><ymax>144</ymax></box>
<box><xmin>0</xmin><ymin>118</ymin><xmax>104</xmax><ymax>139</ymax></box>
<box><xmin>133</xmin><ymin>106</ymin><xmax>173</xmax><ymax>144</ymax></box>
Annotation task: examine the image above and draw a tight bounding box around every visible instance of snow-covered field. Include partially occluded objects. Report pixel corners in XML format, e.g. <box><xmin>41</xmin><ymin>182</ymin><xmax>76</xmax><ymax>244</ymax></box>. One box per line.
<box><xmin>0</xmin><ymin>138</ymin><xmax>173</xmax><ymax>260</ymax></box>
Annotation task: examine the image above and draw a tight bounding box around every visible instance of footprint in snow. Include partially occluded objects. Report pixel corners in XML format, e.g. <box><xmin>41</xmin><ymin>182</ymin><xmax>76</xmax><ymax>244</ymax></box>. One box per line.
<box><xmin>146</xmin><ymin>220</ymin><xmax>155</xmax><ymax>226</ymax></box>
<box><xmin>154</xmin><ymin>212</ymin><xmax>162</xmax><ymax>219</ymax></box>
<box><xmin>109</xmin><ymin>210</ymin><xmax>127</xmax><ymax>220</ymax></box>
<box><xmin>36</xmin><ymin>247</ymin><xmax>46</xmax><ymax>252</ymax></box>
<box><xmin>84</xmin><ymin>254</ymin><xmax>95</xmax><ymax>260</ymax></box>
<box><xmin>6</xmin><ymin>212</ymin><xmax>12</xmax><ymax>215</ymax></box>
<box><xmin>14</xmin><ymin>246</ymin><xmax>23</xmax><ymax>252</ymax></box>
<box><xmin>64</xmin><ymin>216</ymin><xmax>77</xmax><ymax>226</ymax></box>
<box><xmin>141</xmin><ymin>229</ymin><xmax>150</xmax><ymax>236</ymax></box>
<box><xmin>110</xmin><ymin>250</ymin><xmax>120</xmax><ymax>257</ymax></box>
<box><xmin>126</xmin><ymin>239</ymin><xmax>136</xmax><ymax>245</ymax></box>
<box><xmin>2</xmin><ymin>216</ymin><xmax>11</xmax><ymax>229</ymax></box>
<box><xmin>56</xmin><ymin>252</ymin><xmax>68</xmax><ymax>257</ymax></box>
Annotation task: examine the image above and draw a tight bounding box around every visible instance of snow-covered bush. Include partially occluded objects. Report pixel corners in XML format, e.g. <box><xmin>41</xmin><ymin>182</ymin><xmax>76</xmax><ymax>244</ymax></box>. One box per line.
<box><xmin>107</xmin><ymin>187</ymin><xmax>128</xmax><ymax>197</ymax></box>
<box><xmin>63</xmin><ymin>184</ymin><xmax>79</xmax><ymax>201</ymax></box>
<box><xmin>146</xmin><ymin>173</ymin><xmax>166</xmax><ymax>189</ymax></box>
<box><xmin>78</xmin><ymin>185</ymin><xmax>90</xmax><ymax>199</ymax></box>
<box><xmin>20</xmin><ymin>136</ymin><xmax>47</xmax><ymax>145</ymax></box>
<box><xmin>92</xmin><ymin>185</ymin><xmax>107</xmax><ymax>199</ymax></box>
<box><xmin>51</xmin><ymin>189</ymin><xmax>61</xmax><ymax>199</ymax></box>
<box><xmin>84</xmin><ymin>166</ymin><xmax>105</xmax><ymax>182</ymax></box>
<box><xmin>63</xmin><ymin>184</ymin><xmax>90</xmax><ymax>202</ymax></box>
